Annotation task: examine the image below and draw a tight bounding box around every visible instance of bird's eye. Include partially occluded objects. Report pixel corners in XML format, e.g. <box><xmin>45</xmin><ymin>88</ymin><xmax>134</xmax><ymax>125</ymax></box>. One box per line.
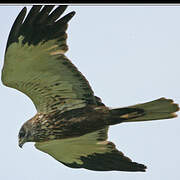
<box><xmin>19</xmin><ymin>130</ymin><xmax>25</xmax><ymax>138</ymax></box>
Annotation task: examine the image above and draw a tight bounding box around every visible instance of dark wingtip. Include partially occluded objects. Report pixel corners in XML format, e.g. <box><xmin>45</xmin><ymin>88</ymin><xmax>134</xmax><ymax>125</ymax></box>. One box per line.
<box><xmin>140</xmin><ymin>164</ymin><xmax>147</xmax><ymax>172</ymax></box>
<box><xmin>131</xmin><ymin>162</ymin><xmax>147</xmax><ymax>172</ymax></box>
<box><xmin>6</xmin><ymin>6</ymin><xmax>27</xmax><ymax>51</ymax></box>
<box><xmin>20</xmin><ymin>7</ymin><xmax>27</xmax><ymax>20</ymax></box>
<box><xmin>70</xmin><ymin>11</ymin><xmax>76</xmax><ymax>16</ymax></box>
<box><xmin>57</xmin><ymin>5</ymin><xmax>68</xmax><ymax>10</ymax></box>
<box><xmin>22</xmin><ymin>7</ymin><xmax>27</xmax><ymax>13</ymax></box>
<box><xmin>18</xmin><ymin>6</ymin><xmax>27</xmax><ymax>20</ymax></box>
<box><xmin>66</xmin><ymin>11</ymin><xmax>76</xmax><ymax>20</ymax></box>
<box><xmin>55</xmin><ymin>10</ymin><xmax>76</xmax><ymax>25</ymax></box>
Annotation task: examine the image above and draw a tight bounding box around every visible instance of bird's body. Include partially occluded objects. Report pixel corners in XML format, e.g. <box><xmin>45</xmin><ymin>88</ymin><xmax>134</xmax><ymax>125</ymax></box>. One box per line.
<box><xmin>1</xmin><ymin>5</ymin><xmax>179</xmax><ymax>172</ymax></box>
<box><xmin>21</xmin><ymin>105</ymin><xmax>110</xmax><ymax>143</ymax></box>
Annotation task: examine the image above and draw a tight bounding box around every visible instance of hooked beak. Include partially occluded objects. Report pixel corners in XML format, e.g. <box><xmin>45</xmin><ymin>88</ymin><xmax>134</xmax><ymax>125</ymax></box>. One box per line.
<box><xmin>18</xmin><ymin>138</ymin><xmax>26</xmax><ymax>148</ymax></box>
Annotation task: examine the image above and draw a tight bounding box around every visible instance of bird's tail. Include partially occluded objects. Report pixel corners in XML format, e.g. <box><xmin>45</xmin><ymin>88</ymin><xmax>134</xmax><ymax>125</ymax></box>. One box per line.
<box><xmin>109</xmin><ymin>98</ymin><xmax>179</xmax><ymax>125</ymax></box>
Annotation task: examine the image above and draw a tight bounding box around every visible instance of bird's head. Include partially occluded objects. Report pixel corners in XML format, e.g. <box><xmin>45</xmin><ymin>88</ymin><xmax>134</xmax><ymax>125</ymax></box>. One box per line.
<box><xmin>18</xmin><ymin>113</ymin><xmax>49</xmax><ymax>148</ymax></box>
<box><xmin>18</xmin><ymin>121</ymin><xmax>34</xmax><ymax>148</ymax></box>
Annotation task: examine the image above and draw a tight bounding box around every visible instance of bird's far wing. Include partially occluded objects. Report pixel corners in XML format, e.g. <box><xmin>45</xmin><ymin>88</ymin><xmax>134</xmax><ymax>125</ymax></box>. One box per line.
<box><xmin>1</xmin><ymin>5</ymin><xmax>96</xmax><ymax>113</ymax></box>
<box><xmin>35</xmin><ymin>127</ymin><xmax>146</xmax><ymax>172</ymax></box>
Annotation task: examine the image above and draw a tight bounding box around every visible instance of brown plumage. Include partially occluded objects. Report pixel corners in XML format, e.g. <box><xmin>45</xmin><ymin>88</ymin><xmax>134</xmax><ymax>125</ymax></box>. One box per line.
<box><xmin>1</xmin><ymin>5</ymin><xmax>179</xmax><ymax>172</ymax></box>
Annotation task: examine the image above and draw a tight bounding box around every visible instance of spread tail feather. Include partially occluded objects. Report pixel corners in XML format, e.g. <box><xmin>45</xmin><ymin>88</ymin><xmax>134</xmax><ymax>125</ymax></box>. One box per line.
<box><xmin>110</xmin><ymin>98</ymin><xmax>179</xmax><ymax>124</ymax></box>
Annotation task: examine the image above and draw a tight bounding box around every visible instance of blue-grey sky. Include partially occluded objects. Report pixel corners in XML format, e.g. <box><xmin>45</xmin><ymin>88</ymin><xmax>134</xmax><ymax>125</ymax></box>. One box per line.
<box><xmin>0</xmin><ymin>5</ymin><xmax>180</xmax><ymax>180</ymax></box>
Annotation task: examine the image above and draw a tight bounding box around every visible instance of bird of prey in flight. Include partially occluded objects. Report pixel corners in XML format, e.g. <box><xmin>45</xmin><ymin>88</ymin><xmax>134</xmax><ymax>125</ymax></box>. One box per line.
<box><xmin>1</xmin><ymin>5</ymin><xmax>179</xmax><ymax>172</ymax></box>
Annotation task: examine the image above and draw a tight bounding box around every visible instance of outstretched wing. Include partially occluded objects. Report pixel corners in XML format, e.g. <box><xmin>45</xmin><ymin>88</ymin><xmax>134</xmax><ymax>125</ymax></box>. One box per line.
<box><xmin>1</xmin><ymin>5</ymin><xmax>96</xmax><ymax>113</ymax></box>
<box><xmin>35</xmin><ymin>127</ymin><xmax>146</xmax><ymax>171</ymax></box>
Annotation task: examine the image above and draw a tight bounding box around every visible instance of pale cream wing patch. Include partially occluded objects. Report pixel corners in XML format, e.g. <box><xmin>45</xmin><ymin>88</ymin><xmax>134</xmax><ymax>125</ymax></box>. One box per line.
<box><xmin>35</xmin><ymin>127</ymin><xmax>147</xmax><ymax>171</ymax></box>
<box><xmin>35</xmin><ymin>127</ymin><xmax>110</xmax><ymax>165</ymax></box>
<box><xmin>2</xmin><ymin>36</ymin><xmax>95</xmax><ymax>113</ymax></box>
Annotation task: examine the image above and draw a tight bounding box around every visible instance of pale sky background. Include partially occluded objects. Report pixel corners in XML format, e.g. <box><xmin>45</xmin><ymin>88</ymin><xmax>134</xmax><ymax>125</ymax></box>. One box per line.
<box><xmin>0</xmin><ymin>4</ymin><xmax>180</xmax><ymax>180</ymax></box>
